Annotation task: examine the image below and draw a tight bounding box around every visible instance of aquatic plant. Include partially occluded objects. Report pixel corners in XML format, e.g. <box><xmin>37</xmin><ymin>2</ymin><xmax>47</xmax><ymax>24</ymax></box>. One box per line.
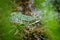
<box><xmin>0</xmin><ymin>0</ymin><xmax>60</xmax><ymax>40</ymax></box>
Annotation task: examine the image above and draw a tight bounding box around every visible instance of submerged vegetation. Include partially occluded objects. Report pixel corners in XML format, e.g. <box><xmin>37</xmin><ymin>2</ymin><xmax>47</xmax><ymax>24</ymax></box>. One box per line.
<box><xmin>0</xmin><ymin>0</ymin><xmax>60</xmax><ymax>40</ymax></box>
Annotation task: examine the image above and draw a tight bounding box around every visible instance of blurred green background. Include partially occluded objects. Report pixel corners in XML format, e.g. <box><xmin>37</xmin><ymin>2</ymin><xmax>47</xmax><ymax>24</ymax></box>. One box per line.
<box><xmin>0</xmin><ymin>0</ymin><xmax>60</xmax><ymax>40</ymax></box>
